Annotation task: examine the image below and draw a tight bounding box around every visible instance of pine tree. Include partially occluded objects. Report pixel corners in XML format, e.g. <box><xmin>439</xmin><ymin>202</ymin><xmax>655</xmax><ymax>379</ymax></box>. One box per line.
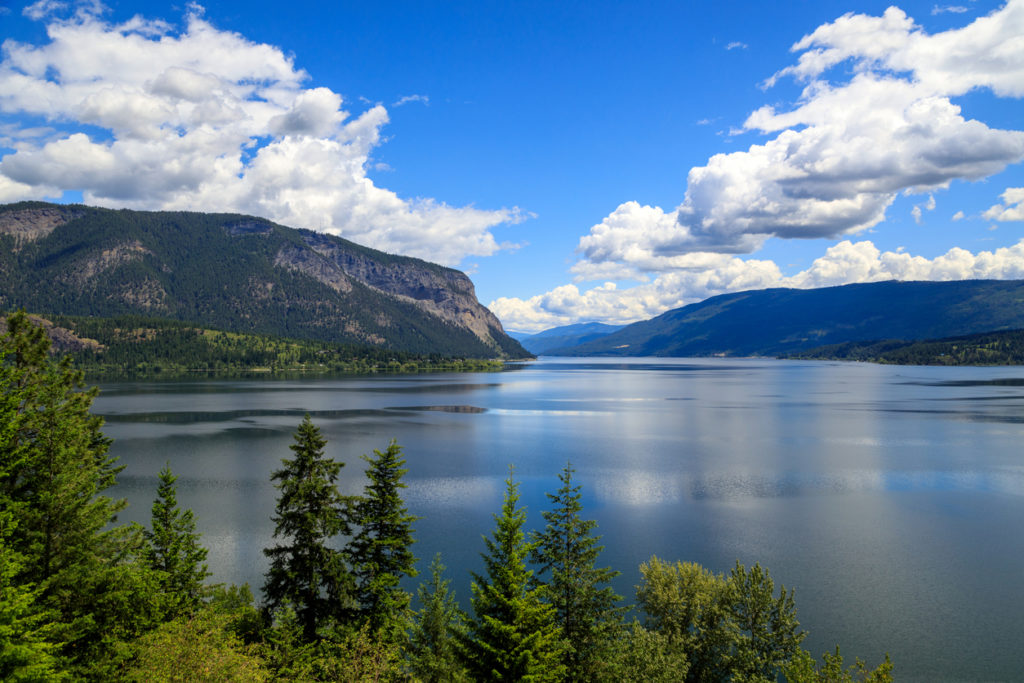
<box><xmin>145</xmin><ymin>464</ymin><xmax>210</xmax><ymax>614</ymax></box>
<box><xmin>348</xmin><ymin>440</ymin><xmax>419</xmax><ymax>638</ymax></box>
<box><xmin>263</xmin><ymin>415</ymin><xmax>355</xmax><ymax>642</ymax></box>
<box><xmin>406</xmin><ymin>553</ymin><xmax>468</xmax><ymax>682</ymax></box>
<box><xmin>0</xmin><ymin>510</ymin><xmax>65</xmax><ymax>682</ymax></box>
<box><xmin>460</xmin><ymin>466</ymin><xmax>567</xmax><ymax>681</ymax></box>
<box><xmin>531</xmin><ymin>463</ymin><xmax>624</xmax><ymax>681</ymax></box>
<box><xmin>0</xmin><ymin>311</ymin><xmax>160</xmax><ymax>677</ymax></box>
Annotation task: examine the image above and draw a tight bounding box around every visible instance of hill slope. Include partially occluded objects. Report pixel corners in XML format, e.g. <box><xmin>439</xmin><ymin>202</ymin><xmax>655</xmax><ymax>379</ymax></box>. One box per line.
<box><xmin>556</xmin><ymin>280</ymin><xmax>1024</xmax><ymax>357</ymax></box>
<box><xmin>0</xmin><ymin>202</ymin><xmax>528</xmax><ymax>358</ymax></box>
<box><xmin>517</xmin><ymin>322</ymin><xmax>624</xmax><ymax>355</ymax></box>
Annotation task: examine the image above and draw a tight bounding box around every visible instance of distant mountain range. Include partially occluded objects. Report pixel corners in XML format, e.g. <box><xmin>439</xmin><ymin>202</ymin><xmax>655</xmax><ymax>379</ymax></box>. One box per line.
<box><xmin>516</xmin><ymin>322</ymin><xmax>625</xmax><ymax>355</ymax></box>
<box><xmin>0</xmin><ymin>202</ymin><xmax>528</xmax><ymax>358</ymax></box>
<box><xmin>544</xmin><ymin>280</ymin><xmax>1024</xmax><ymax>357</ymax></box>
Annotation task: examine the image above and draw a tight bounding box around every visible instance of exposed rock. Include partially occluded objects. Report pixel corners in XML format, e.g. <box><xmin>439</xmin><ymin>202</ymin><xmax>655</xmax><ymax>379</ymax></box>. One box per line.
<box><xmin>299</xmin><ymin>232</ymin><xmax>510</xmax><ymax>350</ymax></box>
<box><xmin>274</xmin><ymin>245</ymin><xmax>353</xmax><ymax>293</ymax></box>
<box><xmin>63</xmin><ymin>240</ymin><xmax>154</xmax><ymax>284</ymax></box>
<box><xmin>0</xmin><ymin>207</ymin><xmax>81</xmax><ymax>245</ymax></box>
<box><xmin>0</xmin><ymin>314</ymin><xmax>104</xmax><ymax>353</ymax></box>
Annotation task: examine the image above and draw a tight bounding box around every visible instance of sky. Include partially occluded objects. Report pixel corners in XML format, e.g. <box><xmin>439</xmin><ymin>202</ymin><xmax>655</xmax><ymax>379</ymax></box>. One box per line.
<box><xmin>1</xmin><ymin>0</ymin><xmax>1023</xmax><ymax>334</ymax></box>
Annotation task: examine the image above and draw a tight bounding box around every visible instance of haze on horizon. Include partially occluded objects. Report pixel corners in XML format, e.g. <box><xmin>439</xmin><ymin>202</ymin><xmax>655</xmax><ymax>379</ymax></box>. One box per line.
<box><xmin>1</xmin><ymin>0</ymin><xmax>1022</xmax><ymax>334</ymax></box>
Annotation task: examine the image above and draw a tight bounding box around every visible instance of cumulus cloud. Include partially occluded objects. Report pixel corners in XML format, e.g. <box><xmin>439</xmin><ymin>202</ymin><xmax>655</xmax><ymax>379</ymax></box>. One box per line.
<box><xmin>983</xmin><ymin>187</ymin><xmax>1024</xmax><ymax>221</ymax></box>
<box><xmin>0</xmin><ymin>5</ymin><xmax>518</xmax><ymax>265</ymax></box>
<box><xmin>493</xmin><ymin>239</ymin><xmax>1024</xmax><ymax>333</ymax></box>
<box><xmin>574</xmin><ymin>3</ymin><xmax>1024</xmax><ymax>273</ymax></box>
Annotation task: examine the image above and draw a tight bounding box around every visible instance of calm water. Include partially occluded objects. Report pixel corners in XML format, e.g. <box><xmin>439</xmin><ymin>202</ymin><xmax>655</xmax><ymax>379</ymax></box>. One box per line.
<box><xmin>96</xmin><ymin>357</ymin><xmax>1024</xmax><ymax>682</ymax></box>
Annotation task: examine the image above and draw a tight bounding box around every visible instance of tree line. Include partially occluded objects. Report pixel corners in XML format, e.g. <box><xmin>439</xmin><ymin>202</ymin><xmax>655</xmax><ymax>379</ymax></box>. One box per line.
<box><xmin>48</xmin><ymin>313</ymin><xmax>507</xmax><ymax>376</ymax></box>
<box><xmin>0</xmin><ymin>310</ymin><xmax>892</xmax><ymax>681</ymax></box>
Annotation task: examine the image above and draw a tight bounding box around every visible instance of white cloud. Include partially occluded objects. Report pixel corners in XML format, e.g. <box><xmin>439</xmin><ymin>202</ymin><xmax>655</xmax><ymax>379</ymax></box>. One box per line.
<box><xmin>983</xmin><ymin>187</ymin><xmax>1024</xmax><ymax>221</ymax></box>
<box><xmin>573</xmin><ymin>3</ymin><xmax>1024</xmax><ymax>274</ymax></box>
<box><xmin>0</xmin><ymin>6</ymin><xmax>519</xmax><ymax>266</ymax></box>
<box><xmin>726</xmin><ymin>41</ymin><xmax>748</xmax><ymax>50</ymax></box>
<box><xmin>932</xmin><ymin>5</ymin><xmax>969</xmax><ymax>15</ymax></box>
<box><xmin>393</xmin><ymin>94</ymin><xmax>429</xmax><ymax>107</ymax></box>
<box><xmin>952</xmin><ymin>210</ymin><xmax>966</xmax><ymax>221</ymax></box>
<box><xmin>493</xmin><ymin>239</ymin><xmax>1024</xmax><ymax>333</ymax></box>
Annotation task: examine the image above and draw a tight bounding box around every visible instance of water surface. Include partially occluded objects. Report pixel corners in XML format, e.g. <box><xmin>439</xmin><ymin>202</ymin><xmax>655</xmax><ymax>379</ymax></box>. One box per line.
<box><xmin>97</xmin><ymin>357</ymin><xmax>1024</xmax><ymax>682</ymax></box>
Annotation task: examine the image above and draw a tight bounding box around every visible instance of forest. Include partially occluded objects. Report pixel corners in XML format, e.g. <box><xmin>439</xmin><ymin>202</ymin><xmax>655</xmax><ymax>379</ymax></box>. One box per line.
<box><xmin>783</xmin><ymin>328</ymin><xmax>1024</xmax><ymax>365</ymax></box>
<box><xmin>37</xmin><ymin>313</ymin><xmax>506</xmax><ymax>376</ymax></box>
<box><xmin>1</xmin><ymin>311</ymin><xmax>892</xmax><ymax>682</ymax></box>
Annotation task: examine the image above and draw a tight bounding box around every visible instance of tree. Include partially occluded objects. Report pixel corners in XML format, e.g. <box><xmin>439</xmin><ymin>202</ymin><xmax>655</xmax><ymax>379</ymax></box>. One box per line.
<box><xmin>406</xmin><ymin>553</ymin><xmax>468</xmax><ymax>683</ymax></box>
<box><xmin>0</xmin><ymin>510</ymin><xmax>65</xmax><ymax>682</ymax></box>
<box><xmin>637</xmin><ymin>556</ymin><xmax>805</xmax><ymax>682</ymax></box>
<box><xmin>263</xmin><ymin>415</ymin><xmax>355</xmax><ymax>641</ymax></box>
<box><xmin>727</xmin><ymin>560</ymin><xmax>804</xmax><ymax>681</ymax></box>
<box><xmin>637</xmin><ymin>557</ymin><xmax>736</xmax><ymax>682</ymax></box>
<box><xmin>0</xmin><ymin>311</ymin><xmax>160</xmax><ymax>677</ymax></box>
<box><xmin>144</xmin><ymin>464</ymin><xmax>210</xmax><ymax>614</ymax></box>
<box><xmin>460</xmin><ymin>466</ymin><xmax>566</xmax><ymax>681</ymax></box>
<box><xmin>784</xmin><ymin>646</ymin><xmax>894</xmax><ymax>683</ymax></box>
<box><xmin>348</xmin><ymin>440</ymin><xmax>419</xmax><ymax>638</ymax></box>
<box><xmin>531</xmin><ymin>463</ymin><xmax>624</xmax><ymax>681</ymax></box>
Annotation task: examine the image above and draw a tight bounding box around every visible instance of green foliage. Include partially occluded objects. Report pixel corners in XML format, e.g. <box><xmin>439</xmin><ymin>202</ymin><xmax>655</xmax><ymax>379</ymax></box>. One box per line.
<box><xmin>783</xmin><ymin>646</ymin><xmax>894</xmax><ymax>683</ymax></box>
<box><xmin>126</xmin><ymin>606</ymin><xmax>268</xmax><ymax>683</ymax></box>
<box><xmin>49</xmin><ymin>313</ymin><xmax>507</xmax><ymax>377</ymax></box>
<box><xmin>460</xmin><ymin>467</ymin><xmax>567</xmax><ymax>682</ymax></box>
<box><xmin>348</xmin><ymin>440</ymin><xmax>420</xmax><ymax>639</ymax></box>
<box><xmin>263</xmin><ymin>416</ymin><xmax>356</xmax><ymax>642</ymax></box>
<box><xmin>0</xmin><ymin>310</ymin><xmax>163</xmax><ymax>678</ymax></box>
<box><xmin>531</xmin><ymin>463</ymin><xmax>624</xmax><ymax>681</ymax></box>
<box><xmin>637</xmin><ymin>556</ymin><xmax>804</xmax><ymax>682</ymax></box>
<box><xmin>406</xmin><ymin>553</ymin><xmax>469</xmax><ymax>683</ymax></box>
<box><xmin>604</xmin><ymin>621</ymin><xmax>690</xmax><ymax>683</ymax></box>
<box><xmin>0</xmin><ymin>511</ymin><xmax>66</xmax><ymax>682</ymax></box>
<box><xmin>144</xmin><ymin>464</ymin><xmax>210</xmax><ymax>615</ymax></box>
<box><xmin>260</xmin><ymin>611</ymin><xmax>404</xmax><ymax>682</ymax></box>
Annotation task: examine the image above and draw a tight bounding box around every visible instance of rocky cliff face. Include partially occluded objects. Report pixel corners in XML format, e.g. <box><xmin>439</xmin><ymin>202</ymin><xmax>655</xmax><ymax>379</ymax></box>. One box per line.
<box><xmin>0</xmin><ymin>202</ymin><xmax>529</xmax><ymax>358</ymax></box>
<box><xmin>294</xmin><ymin>232</ymin><xmax>511</xmax><ymax>350</ymax></box>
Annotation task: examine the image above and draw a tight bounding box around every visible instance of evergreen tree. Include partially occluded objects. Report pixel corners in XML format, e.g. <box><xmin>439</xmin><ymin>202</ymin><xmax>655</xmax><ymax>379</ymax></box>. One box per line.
<box><xmin>0</xmin><ymin>510</ymin><xmax>65</xmax><ymax>682</ymax></box>
<box><xmin>348</xmin><ymin>440</ymin><xmax>419</xmax><ymax>638</ymax></box>
<box><xmin>263</xmin><ymin>415</ymin><xmax>355</xmax><ymax>642</ymax></box>
<box><xmin>406</xmin><ymin>553</ymin><xmax>468</xmax><ymax>682</ymax></box>
<box><xmin>460</xmin><ymin>466</ymin><xmax>566</xmax><ymax>681</ymax></box>
<box><xmin>0</xmin><ymin>311</ymin><xmax>161</xmax><ymax>677</ymax></box>
<box><xmin>144</xmin><ymin>464</ymin><xmax>210</xmax><ymax>614</ymax></box>
<box><xmin>531</xmin><ymin>463</ymin><xmax>624</xmax><ymax>681</ymax></box>
<box><xmin>727</xmin><ymin>560</ymin><xmax>804</xmax><ymax>681</ymax></box>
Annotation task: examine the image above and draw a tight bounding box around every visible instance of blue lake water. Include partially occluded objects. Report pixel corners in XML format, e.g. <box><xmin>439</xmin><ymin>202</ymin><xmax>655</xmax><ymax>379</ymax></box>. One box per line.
<box><xmin>95</xmin><ymin>357</ymin><xmax>1024</xmax><ymax>682</ymax></box>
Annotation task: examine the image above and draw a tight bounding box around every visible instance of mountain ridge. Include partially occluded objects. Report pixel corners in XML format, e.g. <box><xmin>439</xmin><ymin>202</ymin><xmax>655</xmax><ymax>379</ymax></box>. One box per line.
<box><xmin>0</xmin><ymin>201</ymin><xmax>528</xmax><ymax>358</ymax></box>
<box><xmin>549</xmin><ymin>280</ymin><xmax>1024</xmax><ymax>357</ymax></box>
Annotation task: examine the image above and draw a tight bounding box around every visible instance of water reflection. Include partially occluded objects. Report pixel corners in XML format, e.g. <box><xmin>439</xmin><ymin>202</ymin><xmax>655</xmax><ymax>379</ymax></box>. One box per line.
<box><xmin>95</xmin><ymin>357</ymin><xmax>1024</xmax><ymax>682</ymax></box>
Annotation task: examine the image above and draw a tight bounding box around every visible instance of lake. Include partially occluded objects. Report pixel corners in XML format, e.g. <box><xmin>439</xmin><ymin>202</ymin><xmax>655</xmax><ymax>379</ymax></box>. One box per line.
<box><xmin>95</xmin><ymin>357</ymin><xmax>1024</xmax><ymax>682</ymax></box>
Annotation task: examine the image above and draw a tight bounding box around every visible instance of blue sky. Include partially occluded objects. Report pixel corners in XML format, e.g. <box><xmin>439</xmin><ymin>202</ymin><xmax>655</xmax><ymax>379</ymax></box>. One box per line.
<box><xmin>1</xmin><ymin>0</ymin><xmax>1022</xmax><ymax>333</ymax></box>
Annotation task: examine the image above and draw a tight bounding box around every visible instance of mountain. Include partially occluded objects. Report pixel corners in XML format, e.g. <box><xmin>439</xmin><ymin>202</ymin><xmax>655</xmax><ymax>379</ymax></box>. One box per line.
<box><xmin>784</xmin><ymin>328</ymin><xmax>1024</xmax><ymax>366</ymax></box>
<box><xmin>553</xmin><ymin>280</ymin><xmax>1024</xmax><ymax>357</ymax></box>
<box><xmin>517</xmin><ymin>322</ymin><xmax>624</xmax><ymax>355</ymax></box>
<box><xmin>0</xmin><ymin>202</ymin><xmax>529</xmax><ymax>358</ymax></box>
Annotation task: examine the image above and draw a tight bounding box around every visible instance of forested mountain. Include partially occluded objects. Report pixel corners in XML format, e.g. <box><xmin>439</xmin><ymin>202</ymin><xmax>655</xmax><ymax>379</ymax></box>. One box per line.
<box><xmin>0</xmin><ymin>202</ymin><xmax>528</xmax><ymax>358</ymax></box>
<box><xmin>785</xmin><ymin>328</ymin><xmax>1024</xmax><ymax>366</ymax></box>
<box><xmin>553</xmin><ymin>280</ymin><xmax>1024</xmax><ymax>357</ymax></box>
<box><xmin>517</xmin><ymin>321</ymin><xmax>624</xmax><ymax>355</ymax></box>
